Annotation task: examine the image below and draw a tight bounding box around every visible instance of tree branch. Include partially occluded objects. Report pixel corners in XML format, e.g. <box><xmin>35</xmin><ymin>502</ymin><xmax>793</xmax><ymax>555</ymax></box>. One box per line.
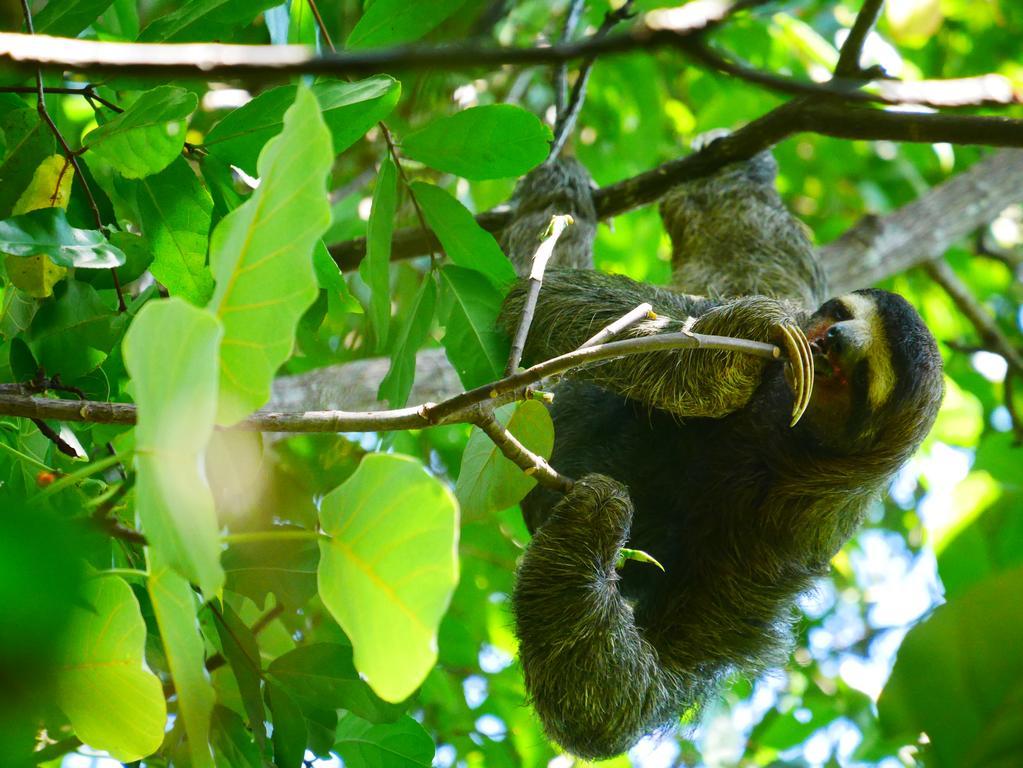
<box><xmin>834</xmin><ymin>0</ymin><xmax>886</xmax><ymax>78</ymax></box>
<box><xmin>329</xmin><ymin>99</ymin><xmax>1023</xmax><ymax>269</ymax></box>
<box><xmin>923</xmin><ymin>258</ymin><xmax>1023</xmax><ymax>377</ymax></box>
<box><xmin>819</xmin><ymin>149</ymin><xmax>1023</xmax><ymax>294</ymax></box>
<box><xmin>0</xmin><ymin>331</ymin><xmax>779</xmax><ymax>432</ymax></box>
<box><xmin>473</xmin><ymin>407</ymin><xmax>574</xmax><ymax>492</ymax></box>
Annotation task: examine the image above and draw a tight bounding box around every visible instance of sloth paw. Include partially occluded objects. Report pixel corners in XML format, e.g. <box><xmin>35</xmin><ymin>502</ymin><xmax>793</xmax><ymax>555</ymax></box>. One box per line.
<box><xmin>775</xmin><ymin>321</ymin><xmax>814</xmax><ymax>427</ymax></box>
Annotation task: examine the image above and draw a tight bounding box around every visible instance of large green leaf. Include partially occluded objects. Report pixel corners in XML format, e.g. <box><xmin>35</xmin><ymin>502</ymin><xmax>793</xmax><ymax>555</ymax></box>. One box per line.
<box><xmin>401</xmin><ymin>105</ymin><xmax>552</xmax><ymax>180</ymax></box>
<box><xmin>207</xmin><ymin>85</ymin><xmax>332</xmax><ymax>425</ymax></box>
<box><xmin>0</xmin><ymin>286</ymin><xmax>37</xmax><ymax>340</ymax></box>
<box><xmin>879</xmin><ymin>567</ymin><xmax>1023</xmax><ymax>767</ymax></box>
<box><xmin>410</xmin><ymin>182</ymin><xmax>516</xmax><ymax>290</ymax></box>
<box><xmin>210</xmin><ymin>706</ymin><xmax>262</xmax><ymax>768</ymax></box>
<box><xmin>27</xmin><ymin>280</ymin><xmax>126</xmax><ymax>381</ymax></box>
<box><xmin>439</xmin><ymin>265</ymin><xmax>509</xmax><ymax>389</ymax></box>
<box><xmin>359</xmin><ymin>158</ymin><xmax>397</xmax><ymax>353</ymax></box>
<box><xmin>0</xmin><ymin>108</ymin><xmax>55</xmax><ymax>219</ymax></box>
<box><xmin>35</xmin><ymin>0</ymin><xmax>114</xmax><ymax>37</ymax></box>
<box><xmin>123</xmin><ymin>297</ymin><xmax>224</xmax><ymax>597</ymax></box>
<box><xmin>148</xmin><ymin>549</ymin><xmax>216</xmax><ymax>768</ymax></box>
<box><xmin>455</xmin><ymin>401</ymin><xmax>554</xmax><ymax>519</ymax></box>
<box><xmin>346</xmin><ymin>0</ymin><xmax>468</xmax><ymax>48</ymax></box>
<box><xmin>203</xmin><ymin>77</ymin><xmax>400</xmax><ymax>177</ymax></box>
<box><xmin>86</xmin><ymin>86</ymin><xmax>197</xmax><ymax>179</ymax></box>
<box><xmin>318</xmin><ymin>454</ymin><xmax>459</xmax><ymax>702</ymax></box>
<box><xmin>133</xmin><ymin>156</ymin><xmax>214</xmax><ymax>304</ymax></box>
<box><xmin>138</xmin><ymin>0</ymin><xmax>282</xmax><ymax>42</ymax></box>
<box><xmin>378</xmin><ymin>274</ymin><xmax>436</xmax><ymax>408</ymax></box>
<box><xmin>333</xmin><ymin>713</ymin><xmax>435</xmax><ymax>768</ymax></box>
<box><xmin>223</xmin><ymin>533</ymin><xmax>319</xmax><ymax>610</ymax></box>
<box><xmin>0</xmin><ymin>208</ymin><xmax>125</xmax><ymax>268</ymax></box>
<box><xmin>268</xmin><ymin>643</ymin><xmax>405</xmax><ymax>724</ymax></box>
<box><xmin>55</xmin><ymin>575</ymin><xmax>166</xmax><ymax>761</ymax></box>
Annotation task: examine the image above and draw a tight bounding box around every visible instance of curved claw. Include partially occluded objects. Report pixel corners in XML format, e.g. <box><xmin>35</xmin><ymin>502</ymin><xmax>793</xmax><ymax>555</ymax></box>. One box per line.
<box><xmin>777</xmin><ymin>322</ymin><xmax>814</xmax><ymax>427</ymax></box>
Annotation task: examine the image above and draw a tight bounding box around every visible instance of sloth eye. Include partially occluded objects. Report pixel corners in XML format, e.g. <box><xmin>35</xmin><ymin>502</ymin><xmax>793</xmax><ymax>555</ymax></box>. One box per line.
<box><xmin>831</xmin><ymin>302</ymin><xmax>852</xmax><ymax>321</ymax></box>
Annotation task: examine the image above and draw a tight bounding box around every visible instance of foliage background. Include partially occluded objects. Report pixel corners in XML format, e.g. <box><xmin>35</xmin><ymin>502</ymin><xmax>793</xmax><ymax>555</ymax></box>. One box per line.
<box><xmin>0</xmin><ymin>1</ymin><xmax>1022</xmax><ymax>767</ymax></box>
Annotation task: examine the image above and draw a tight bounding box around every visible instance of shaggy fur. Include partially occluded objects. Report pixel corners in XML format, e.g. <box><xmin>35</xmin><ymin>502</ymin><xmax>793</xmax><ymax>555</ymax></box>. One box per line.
<box><xmin>499</xmin><ymin>149</ymin><xmax>944</xmax><ymax>759</ymax></box>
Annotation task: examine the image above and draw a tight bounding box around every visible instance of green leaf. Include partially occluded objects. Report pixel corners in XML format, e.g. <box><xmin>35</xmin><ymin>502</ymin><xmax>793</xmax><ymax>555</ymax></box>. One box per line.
<box><xmin>35</xmin><ymin>0</ymin><xmax>114</xmax><ymax>37</ymax></box>
<box><xmin>27</xmin><ymin>280</ymin><xmax>125</xmax><ymax>380</ymax></box>
<box><xmin>138</xmin><ymin>0</ymin><xmax>283</xmax><ymax>42</ymax></box>
<box><xmin>333</xmin><ymin>713</ymin><xmax>435</xmax><ymax>768</ymax></box>
<box><xmin>313</xmin><ymin>240</ymin><xmax>361</xmax><ymax>313</ymax></box>
<box><xmin>378</xmin><ymin>274</ymin><xmax>436</xmax><ymax>408</ymax></box>
<box><xmin>347</xmin><ymin>0</ymin><xmax>468</xmax><ymax>48</ymax></box>
<box><xmin>266</xmin><ymin>681</ymin><xmax>307</xmax><ymax>768</ymax></box>
<box><xmin>268</xmin><ymin>643</ymin><xmax>405</xmax><ymax>724</ymax></box>
<box><xmin>879</xmin><ymin>567</ymin><xmax>1023</xmax><ymax>768</ymax></box>
<box><xmin>86</xmin><ymin>86</ymin><xmax>197</xmax><ymax>179</ymax></box>
<box><xmin>455</xmin><ymin>401</ymin><xmax>554</xmax><ymax>518</ymax></box>
<box><xmin>78</xmin><ymin>231</ymin><xmax>155</xmax><ymax>289</ymax></box>
<box><xmin>318</xmin><ymin>454</ymin><xmax>459</xmax><ymax>702</ymax></box>
<box><xmin>123</xmin><ymin>297</ymin><xmax>224</xmax><ymax>597</ymax></box>
<box><xmin>0</xmin><ymin>286</ymin><xmax>37</xmax><ymax>340</ymax></box>
<box><xmin>211</xmin><ymin>604</ymin><xmax>266</xmax><ymax>748</ymax></box>
<box><xmin>207</xmin><ymin>85</ymin><xmax>332</xmax><ymax>425</ymax></box>
<box><xmin>410</xmin><ymin>182</ymin><xmax>516</xmax><ymax>290</ymax></box>
<box><xmin>148</xmin><ymin>549</ymin><xmax>216</xmax><ymax>768</ymax></box>
<box><xmin>359</xmin><ymin>158</ymin><xmax>397</xmax><ymax>353</ymax></box>
<box><xmin>0</xmin><ymin>208</ymin><xmax>125</xmax><ymax>268</ymax></box>
<box><xmin>55</xmin><ymin>575</ymin><xmax>166</xmax><ymax>761</ymax></box>
<box><xmin>133</xmin><ymin>156</ymin><xmax>214</xmax><ymax>304</ymax></box>
<box><xmin>439</xmin><ymin>265</ymin><xmax>509</xmax><ymax>389</ymax></box>
<box><xmin>0</xmin><ymin>108</ymin><xmax>56</xmax><ymax>219</ymax></box>
<box><xmin>203</xmin><ymin>77</ymin><xmax>400</xmax><ymax>177</ymax></box>
<box><xmin>402</xmin><ymin>105</ymin><xmax>552</xmax><ymax>180</ymax></box>
<box><xmin>223</xmin><ymin>533</ymin><xmax>319</xmax><ymax>610</ymax></box>
<box><xmin>210</xmin><ymin>706</ymin><xmax>262</xmax><ymax>768</ymax></box>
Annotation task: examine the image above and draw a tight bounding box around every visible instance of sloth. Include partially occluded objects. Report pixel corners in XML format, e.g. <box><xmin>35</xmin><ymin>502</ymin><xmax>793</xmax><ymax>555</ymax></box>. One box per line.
<box><xmin>497</xmin><ymin>148</ymin><xmax>944</xmax><ymax>759</ymax></box>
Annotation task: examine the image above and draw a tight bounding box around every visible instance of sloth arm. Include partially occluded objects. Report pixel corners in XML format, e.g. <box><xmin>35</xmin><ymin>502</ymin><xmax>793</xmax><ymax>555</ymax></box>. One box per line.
<box><xmin>502</xmin><ymin>268</ymin><xmax>801</xmax><ymax>419</ymax></box>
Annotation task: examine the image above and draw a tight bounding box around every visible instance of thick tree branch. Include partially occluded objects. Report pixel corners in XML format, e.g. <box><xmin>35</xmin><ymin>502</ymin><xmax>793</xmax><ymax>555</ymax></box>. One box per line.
<box><xmin>329</xmin><ymin>100</ymin><xmax>1023</xmax><ymax>269</ymax></box>
<box><xmin>820</xmin><ymin>149</ymin><xmax>1023</xmax><ymax>294</ymax></box>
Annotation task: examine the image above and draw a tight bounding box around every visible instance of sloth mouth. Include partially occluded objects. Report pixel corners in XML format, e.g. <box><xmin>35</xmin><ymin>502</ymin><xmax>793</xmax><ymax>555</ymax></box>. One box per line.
<box><xmin>810</xmin><ymin>339</ymin><xmax>840</xmax><ymax>380</ymax></box>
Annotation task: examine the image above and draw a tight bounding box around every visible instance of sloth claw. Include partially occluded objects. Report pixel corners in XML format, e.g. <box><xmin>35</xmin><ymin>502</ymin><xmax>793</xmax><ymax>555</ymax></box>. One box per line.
<box><xmin>777</xmin><ymin>322</ymin><xmax>813</xmax><ymax>427</ymax></box>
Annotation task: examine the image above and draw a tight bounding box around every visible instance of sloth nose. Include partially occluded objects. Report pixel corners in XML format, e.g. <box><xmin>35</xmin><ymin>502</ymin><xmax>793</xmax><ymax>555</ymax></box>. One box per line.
<box><xmin>826</xmin><ymin>325</ymin><xmax>845</xmax><ymax>354</ymax></box>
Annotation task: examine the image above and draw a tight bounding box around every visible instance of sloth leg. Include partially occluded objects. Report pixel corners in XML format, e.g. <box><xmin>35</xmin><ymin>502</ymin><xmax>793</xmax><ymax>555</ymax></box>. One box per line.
<box><xmin>514</xmin><ymin>474</ymin><xmax>688</xmax><ymax>759</ymax></box>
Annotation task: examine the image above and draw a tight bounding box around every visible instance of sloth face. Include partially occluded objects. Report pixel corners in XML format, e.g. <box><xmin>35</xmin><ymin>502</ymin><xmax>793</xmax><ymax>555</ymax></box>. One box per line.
<box><xmin>800</xmin><ymin>290</ymin><xmax>942</xmax><ymax>452</ymax></box>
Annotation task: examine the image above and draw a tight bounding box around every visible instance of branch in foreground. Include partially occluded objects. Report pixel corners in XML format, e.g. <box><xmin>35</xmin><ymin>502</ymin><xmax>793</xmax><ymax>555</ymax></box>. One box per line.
<box><xmin>474</xmin><ymin>407</ymin><xmax>574</xmax><ymax>493</ymax></box>
<box><xmin>329</xmin><ymin>100</ymin><xmax>1023</xmax><ymax>269</ymax></box>
<box><xmin>0</xmin><ymin>1</ymin><xmax>761</xmax><ymax>80</ymax></box>
<box><xmin>0</xmin><ymin>331</ymin><xmax>779</xmax><ymax>432</ymax></box>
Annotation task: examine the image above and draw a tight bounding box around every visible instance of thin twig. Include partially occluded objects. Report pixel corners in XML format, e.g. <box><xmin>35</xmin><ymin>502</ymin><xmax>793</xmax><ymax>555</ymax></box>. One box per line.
<box><xmin>923</xmin><ymin>258</ymin><xmax>1023</xmax><ymax>377</ymax></box>
<box><xmin>555</xmin><ymin>0</ymin><xmax>587</xmax><ymax>118</ymax></box>
<box><xmin>305</xmin><ymin>0</ymin><xmax>440</xmax><ymax>267</ymax></box>
<box><xmin>835</xmin><ymin>0</ymin><xmax>886</xmax><ymax>78</ymax></box>
<box><xmin>0</xmin><ymin>330</ymin><xmax>780</xmax><ymax>432</ymax></box>
<box><xmin>579</xmin><ymin>302</ymin><xmax>654</xmax><ymax>348</ymax></box>
<box><xmin>474</xmin><ymin>407</ymin><xmax>574</xmax><ymax>492</ymax></box>
<box><xmin>0</xmin><ymin>84</ymin><xmax>123</xmax><ymax>112</ymax></box>
<box><xmin>505</xmin><ymin>214</ymin><xmax>574</xmax><ymax>375</ymax></box>
<box><xmin>549</xmin><ymin>0</ymin><xmax>635</xmax><ymax>160</ymax></box>
<box><xmin>305</xmin><ymin>0</ymin><xmax>334</xmax><ymax>50</ymax></box>
<box><xmin>17</xmin><ymin>0</ymin><xmax>126</xmax><ymax>312</ymax></box>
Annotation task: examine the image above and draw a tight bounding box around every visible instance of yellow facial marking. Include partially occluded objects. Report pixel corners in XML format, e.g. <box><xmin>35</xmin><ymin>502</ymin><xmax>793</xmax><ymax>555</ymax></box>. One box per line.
<box><xmin>841</xmin><ymin>294</ymin><xmax>895</xmax><ymax>410</ymax></box>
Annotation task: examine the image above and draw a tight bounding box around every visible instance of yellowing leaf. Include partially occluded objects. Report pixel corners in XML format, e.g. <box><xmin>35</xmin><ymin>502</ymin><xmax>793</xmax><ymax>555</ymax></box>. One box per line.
<box><xmin>12</xmin><ymin>154</ymin><xmax>73</xmax><ymax>214</ymax></box>
<box><xmin>318</xmin><ymin>454</ymin><xmax>459</xmax><ymax>702</ymax></box>
<box><xmin>55</xmin><ymin>576</ymin><xmax>166</xmax><ymax>761</ymax></box>
<box><xmin>886</xmin><ymin>0</ymin><xmax>943</xmax><ymax>43</ymax></box>
<box><xmin>3</xmin><ymin>253</ymin><xmax>67</xmax><ymax>298</ymax></box>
